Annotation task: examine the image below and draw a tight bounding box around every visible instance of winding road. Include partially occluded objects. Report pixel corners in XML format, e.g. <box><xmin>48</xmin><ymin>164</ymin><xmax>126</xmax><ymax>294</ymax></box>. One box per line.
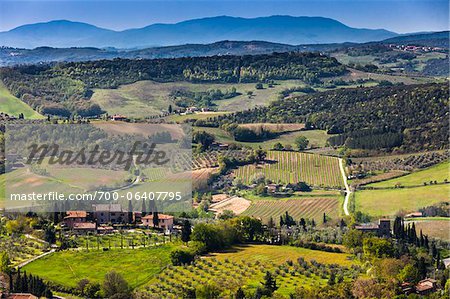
<box><xmin>339</xmin><ymin>158</ymin><xmax>351</xmax><ymax>216</ymax></box>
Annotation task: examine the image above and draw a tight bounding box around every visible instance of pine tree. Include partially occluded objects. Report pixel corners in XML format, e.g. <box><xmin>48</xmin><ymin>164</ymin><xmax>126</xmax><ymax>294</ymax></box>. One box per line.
<box><xmin>419</xmin><ymin>230</ymin><xmax>424</xmax><ymax>247</ymax></box>
<box><xmin>181</xmin><ymin>220</ymin><xmax>191</xmax><ymax>245</ymax></box>
<box><xmin>268</xmin><ymin>217</ymin><xmax>275</xmax><ymax>229</ymax></box>
<box><xmin>128</xmin><ymin>200</ymin><xmax>133</xmax><ymax>224</ymax></box>
<box><xmin>152</xmin><ymin>211</ymin><xmax>159</xmax><ymax>228</ymax></box>
<box><xmin>327</xmin><ymin>271</ymin><xmax>336</xmax><ymax>286</ymax></box>
<box><xmin>431</xmin><ymin>241</ymin><xmax>437</xmax><ymax>258</ymax></box>
<box><xmin>299</xmin><ymin>218</ymin><xmax>306</xmax><ymax>231</ymax></box>
<box><xmin>339</xmin><ymin>219</ymin><xmax>346</xmax><ymax>229</ymax></box>
<box><xmin>262</xmin><ymin>271</ymin><xmax>277</xmax><ymax>295</ymax></box>
<box><xmin>235</xmin><ymin>287</ymin><xmax>245</xmax><ymax>299</ymax></box>
<box><xmin>424</xmin><ymin>235</ymin><xmax>429</xmax><ymax>249</ymax></box>
<box><xmin>411</xmin><ymin>223</ymin><xmax>417</xmax><ymax>244</ymax></box>
<box><xmin>142</xmin><ymin>200</ymin><xmax>147</xmax><ymax>217</ymax></box>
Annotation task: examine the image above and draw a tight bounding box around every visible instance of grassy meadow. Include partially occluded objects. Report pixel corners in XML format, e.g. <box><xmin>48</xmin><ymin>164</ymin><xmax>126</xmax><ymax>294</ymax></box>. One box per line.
<box><xmin>367</xmin><ymin>162</ymin><xmax>449</xmax><ymax>188</ymax></box>
<box><xmin>22</xmin><ymin>245</ymin><xmax>175</xmax><ymax>289</ymax></box>
<box><xmin>355</xmin><ymin>184</ymin><xmax>449</xmax><ymax>217</ymax></box>
<box><xmin>0</xmin><ymin>82</ymin><xmax>44</xmax><ymax>119</ymax></box>
<box><xmin>91</xmin><ymin>80</ymin><xmax>309</xmax><ymax>118</ymax></box>
<box><xmin>193</xmin><ymin>126</ymin><xmax>331</xmax><ymax>149</ymax></box>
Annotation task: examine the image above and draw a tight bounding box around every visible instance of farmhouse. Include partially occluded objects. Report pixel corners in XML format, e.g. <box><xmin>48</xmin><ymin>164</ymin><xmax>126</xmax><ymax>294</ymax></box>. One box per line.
<box><xmin>210</xmin><ymin>142</ymin><xmax>229</xmax><ymax>151</ymax></box>
<box><xmin>93</xmin><ymin>204</ymin><xmax>129</xmax><ymax>225</ymax></box>
<box><xmin>415</xmin><ymin>278</ymin><xmax>437</xmax><ymax>295</ymax></box>
<box><xmin>142</xmin><ymin>213</ymin><xmax>174</xmax><ymax>231</ymax></box>
<box><xmin>63</xmin><ymin>211</ymin><xmax>90</xmax><ymax>229</ymax></box>
<box><xmin>355</xmin><ymin>219</ymin><xmax>391</xmax><ymax>238</ymax></box>
<box><xmin>442</xmin><ymin>257</ymin><xmax>450</xmax><ymax>269</ymax></box>
<box><xmin>97</xmin><ymin>226</ymin><xmax>114</xmax><ymax>234</ymax></box>
<box><xmin>72</xmin><ymin>222</ymin><xmax>97</xmax><ymax>235</ymax></box>
<box><xmin>405</xmin><ymin>212</ymin><xmax>423</xmax><ymax>218</ymax></box>
<box><xmin>265</xmin><ymin>183</ymin><xmax>280</xmax><ymax>193</ymax></box>
<box><xmin>111</xmin><ymin>114</ymin><xmax>128</xmax><ymax>121</ymax></box>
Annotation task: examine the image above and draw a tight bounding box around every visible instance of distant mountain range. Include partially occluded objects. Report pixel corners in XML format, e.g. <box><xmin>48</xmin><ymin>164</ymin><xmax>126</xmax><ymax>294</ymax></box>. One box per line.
<box><xmin>0</xmin><ymin>16</ymin><xmax>398</xmax><ymax>48</ymax></box>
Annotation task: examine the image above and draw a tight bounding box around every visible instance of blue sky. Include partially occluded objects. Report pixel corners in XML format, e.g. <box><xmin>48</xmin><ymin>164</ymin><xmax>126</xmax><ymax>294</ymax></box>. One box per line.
<box><xmin>0</xmin><ymin>0</ymin><xmax>448</xmax><ymax>33</ymax></box>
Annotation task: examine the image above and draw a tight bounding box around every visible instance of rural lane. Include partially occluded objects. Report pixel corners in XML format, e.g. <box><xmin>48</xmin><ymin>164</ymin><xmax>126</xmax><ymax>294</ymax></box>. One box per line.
<box><xmin>339</xmin><ymin>158</ymin><xmax>351</xmax><ymax>216</ymax></box>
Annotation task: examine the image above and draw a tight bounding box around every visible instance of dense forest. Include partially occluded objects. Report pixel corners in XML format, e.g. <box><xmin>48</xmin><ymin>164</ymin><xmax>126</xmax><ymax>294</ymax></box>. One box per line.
<box><xmin>206</xmin><ymin>83</ymin><xmax>449</xmax><ymax>152</ymax></box>
<box><xmin>0</xmin><ymin>52</ymin><xmax>346</xmax><ymax>117</ymax></box>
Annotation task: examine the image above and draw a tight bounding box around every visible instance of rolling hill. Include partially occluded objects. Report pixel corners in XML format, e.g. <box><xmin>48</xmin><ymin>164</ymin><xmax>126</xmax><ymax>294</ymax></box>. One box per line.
<box><xmin>0</xmin><ymin>16</ymin><xmax>397</xmax><ymax>48</ymax></box>
<box><xmin>0</xmin><ymin>41</ymin><xmax>350</xmax><ymax>66</ymax></box>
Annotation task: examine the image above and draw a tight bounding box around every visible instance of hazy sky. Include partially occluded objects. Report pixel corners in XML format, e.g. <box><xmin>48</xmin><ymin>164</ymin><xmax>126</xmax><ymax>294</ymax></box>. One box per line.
<box><xmin>0</xmin><ymin>0</ymin><xmax>448</xmax><ymax>33</ymax></box>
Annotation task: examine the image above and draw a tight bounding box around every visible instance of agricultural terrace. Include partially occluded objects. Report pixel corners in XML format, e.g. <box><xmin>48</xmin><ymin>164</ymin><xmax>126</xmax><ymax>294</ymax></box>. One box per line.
<box><xmin>22</xmin><ymin>245</ymin><xmax>175</xmax><ymax>289</ymax></box>
<box><xmin>355</xmin><ymin>184</ymin><xmax>449</xmax><ymax>217</ymax></box>
<box><xmin>241</xmin><ymin>197</ymin><xmax>340</xmax><ymax>224</ymax></box>
<box><xmin>367</xmin><ymin>161</ymin><xmax>449</xmax><ymax>188</ymax></box>
<box><xmin>407</xmin><ymin>218</ymin><xmax>450</xmax><ymax>241</ymax></box>
<box><xmin>143</xmin><ymin>245</ymin><xmax>358</xmax><ymax>298</ymax></box>
<box><xmin>0</xmin><ymin>234</ymin><xmax>49</xmax><ymax>267</ymax></box>
<box><xmin>234</xmin><ymin>151</ymin><xmax>343</xmax><ymax>188</ymax></box>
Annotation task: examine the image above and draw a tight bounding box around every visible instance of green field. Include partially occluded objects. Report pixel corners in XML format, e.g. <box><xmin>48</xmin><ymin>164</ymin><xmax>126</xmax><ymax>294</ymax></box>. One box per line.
<box><xmin>355</xmin><ymin>184</ymin><xmax>449</xmax><ymax>217</ymax></box>
<box><xmin>234</xmin><ymin>151</ymin><xmax>343</xmax><ymax>188</ymax></box>
<box><xmin>91</xmin><ymin>80</ymin><xmax>312</xmax><ymax>118</ymax></box>
<box><xmin>194</xmin><ymin>126</ymin><xmax>331</xmax><ymax>149</ymax></box>
<box><xmin>0</xmin><ymin>82</ymin><xmax>43</xmax><ymax>119</ymax></box>
<box><xmin>241</xmin><ymin>197</ymin><xmax>340</xmax><ymax>224</ymax></box>
<box><xmin>22</xmin><ymin>245</ymin><xmax>174</xmax><ymax>289</ymax></box>
<box><xmin>368</xmin><ymin>162</ymin><xmax>449</xmax><ymax>188</ymax></box>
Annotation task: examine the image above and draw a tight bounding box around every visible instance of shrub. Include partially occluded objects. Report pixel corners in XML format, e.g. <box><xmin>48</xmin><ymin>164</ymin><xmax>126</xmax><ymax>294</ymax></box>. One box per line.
<box><xmin>170</xmin><ymin>249</ymin><xmax>195</xmax><ymax>266</ymax></box>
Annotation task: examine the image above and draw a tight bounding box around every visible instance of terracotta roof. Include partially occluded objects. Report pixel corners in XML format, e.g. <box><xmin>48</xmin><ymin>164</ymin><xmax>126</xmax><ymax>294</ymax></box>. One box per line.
<box><xmin>142</xmin><ymin>214</ymin><xmax>174</xmax><ymax>220</ymax></box>
<box><xmin>405</xmin><ymin>212</ymin><xmax>423</xmax><ymax>217</ymax></box>
<box><xmin>416</xmin><ymin>278</ymin><xmax>437</xmax><ymax>292</ymax></box>
<box><xmin>73</xmin><ymin>222</ymin><xmax>96</xmax><ymax>230</ymax></box>
<box><xmin>65</xmin><ymin>211</ymin><xmax>87</xmax><ymax>218</ymax></box>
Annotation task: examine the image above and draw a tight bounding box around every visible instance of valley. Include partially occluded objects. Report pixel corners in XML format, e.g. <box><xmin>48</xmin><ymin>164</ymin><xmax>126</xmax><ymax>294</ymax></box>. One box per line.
<box><xmin>0</xmin><ymin>19</ymin><xmax>448</xmax><ymax>299</ymax></box>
